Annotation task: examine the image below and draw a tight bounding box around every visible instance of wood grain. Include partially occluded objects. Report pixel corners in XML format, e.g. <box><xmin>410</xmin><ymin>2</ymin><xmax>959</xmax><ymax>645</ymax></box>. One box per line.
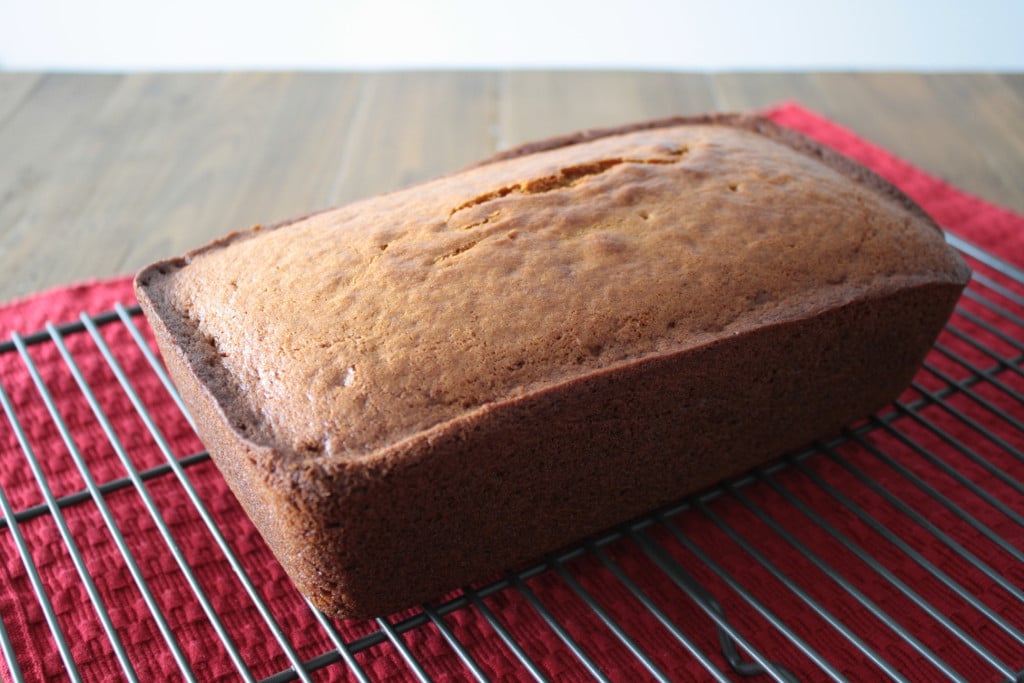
<box><xmin>708</xmin><ymin>72</ymin><xmax>826</xmax><ymax>112</ymax></box>
<box><xmin>920</xmin><ymin>73</ymin><xmax>1024</xmax><ymax>209</ymax></box>
<box><xmin>112</xmin><ymin>71</ymin><xmax>367</xmax><ymax>272</ymax></box>
<box><xmin>0</xmin><ymin>71</ymin><xmax>1021</xmax><ymax>304</ymax></box>
<box><xmin>0</xmin><ymin>73</ymin><xmax>124</xmax><ymax>299</ymax></box>
<box><xmin>499</xmin><ymin>71</ymin><xmax>715</xmax><ymax>148</ymax></box>
<box><xmin>999</xmin><ymin>73</ymin><xmax>1024</xmax><ymax>101</ymax></box>
<box><xmin>327</xmin><ymin>71</ymin><xmax>499</xmax><ymax>206</ymax></box>
<box><xmin>0</xmin><ymin>72</ymin><xmax>43</xmax><ymax>129</ymax></box>
<box><xmin>809</xmin><ymin>72</ymin><xmax>1024</xmax><ymax>215</ymax></box>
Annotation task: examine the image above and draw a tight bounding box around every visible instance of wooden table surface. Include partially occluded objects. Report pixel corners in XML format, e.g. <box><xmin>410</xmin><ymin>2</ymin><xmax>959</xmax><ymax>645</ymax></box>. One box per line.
<box><xmin>0</xmin><ymin>71</ymin><xmax>1021</xmax><ymax>304</ymax></box>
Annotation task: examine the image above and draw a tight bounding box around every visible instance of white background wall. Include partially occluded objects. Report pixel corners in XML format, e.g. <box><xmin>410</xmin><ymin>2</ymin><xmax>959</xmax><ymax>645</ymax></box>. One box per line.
<box><xmin>1</xmin><ymin>0</ymin><xmax>1021</xmax><ymax>71</ymax></box>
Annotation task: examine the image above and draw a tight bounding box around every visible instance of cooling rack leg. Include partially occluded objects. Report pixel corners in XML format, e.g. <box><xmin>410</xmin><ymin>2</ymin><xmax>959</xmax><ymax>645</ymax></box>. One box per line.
<box><xmin>633</xmin><ymin>530</ymin><xmax>800</xmax><ymax>683</ymax></box>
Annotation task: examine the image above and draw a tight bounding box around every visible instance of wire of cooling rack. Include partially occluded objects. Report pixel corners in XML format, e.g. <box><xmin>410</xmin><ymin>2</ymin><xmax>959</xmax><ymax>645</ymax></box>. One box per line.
<box><xmin>0</xmin><ymin>234</ymin><xmax>1021</xmax><ymax>682</ymax></box>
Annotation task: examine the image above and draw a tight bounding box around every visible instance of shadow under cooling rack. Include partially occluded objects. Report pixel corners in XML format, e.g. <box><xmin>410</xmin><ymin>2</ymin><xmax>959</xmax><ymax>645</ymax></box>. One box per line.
<box><xmin>0</xmin><ymin>232</ymin><xmax>1022</xmax><ymax>682</ymax></box>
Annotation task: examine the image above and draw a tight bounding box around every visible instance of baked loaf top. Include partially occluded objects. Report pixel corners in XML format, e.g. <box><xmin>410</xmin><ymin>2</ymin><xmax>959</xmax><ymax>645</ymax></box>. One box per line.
<box><xmin>137</xmin><ymin>115</ymin><xmax>969</xmax><ymax>463</ymax></box>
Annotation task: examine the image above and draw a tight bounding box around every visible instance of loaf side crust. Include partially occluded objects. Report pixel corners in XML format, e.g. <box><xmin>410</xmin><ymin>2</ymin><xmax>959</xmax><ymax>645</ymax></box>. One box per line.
<box><xmin>139</xmin><ymin>278</ymin><xmax>964</xmax><ymax>617</ymax></box>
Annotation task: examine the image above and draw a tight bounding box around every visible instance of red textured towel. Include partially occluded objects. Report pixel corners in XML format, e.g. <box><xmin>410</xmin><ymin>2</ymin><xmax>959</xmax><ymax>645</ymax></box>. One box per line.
<box><xmin>1</xmin><ymin>104</ymin><xmax>1022</xmax><ymax>682</ymax></box>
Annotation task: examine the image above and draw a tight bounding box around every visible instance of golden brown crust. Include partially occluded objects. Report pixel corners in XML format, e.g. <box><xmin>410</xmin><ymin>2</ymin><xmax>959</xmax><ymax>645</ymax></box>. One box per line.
<box><xmin>473</xmin><ymin>113</ymin><xmax>939</xmax><ymax>230</ymax></box>
<box><xmin>135</xmin><ymin>113</ymin><xmax>970</xmax><ymax>618</ymax></box>
<box><xmin>139</xmin><ymin>118</ymin><xmax>969</xmax><ymax>462</ymax></box>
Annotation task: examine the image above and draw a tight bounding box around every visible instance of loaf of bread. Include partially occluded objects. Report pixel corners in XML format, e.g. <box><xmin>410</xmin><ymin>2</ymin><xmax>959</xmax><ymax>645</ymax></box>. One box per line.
<box><xmin>135</xmin><ymin>114</ymin><xmax>970</xmax><ymax>618</ymax></box>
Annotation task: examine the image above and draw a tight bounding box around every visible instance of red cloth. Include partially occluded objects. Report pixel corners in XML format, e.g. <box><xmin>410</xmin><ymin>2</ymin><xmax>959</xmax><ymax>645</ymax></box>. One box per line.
<box><xmin>1</xmin><ymin>104</ymin><xmax>1022</xmax><ymax>682</ymax></box>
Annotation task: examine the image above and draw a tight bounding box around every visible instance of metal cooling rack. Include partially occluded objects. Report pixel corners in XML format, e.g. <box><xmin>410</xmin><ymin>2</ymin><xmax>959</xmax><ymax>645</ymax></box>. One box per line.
<box><xmin>0</xmin><ymin>232</ymin><xmax>1022</xmax><ymax>682</ymax></box>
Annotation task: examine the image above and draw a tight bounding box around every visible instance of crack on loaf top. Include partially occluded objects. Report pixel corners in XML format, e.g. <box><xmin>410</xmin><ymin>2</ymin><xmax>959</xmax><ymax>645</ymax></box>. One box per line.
<box><xmin>447</xmin><ymin>151</ymin><xmax>688</xmax><ymax>222</ymax></box>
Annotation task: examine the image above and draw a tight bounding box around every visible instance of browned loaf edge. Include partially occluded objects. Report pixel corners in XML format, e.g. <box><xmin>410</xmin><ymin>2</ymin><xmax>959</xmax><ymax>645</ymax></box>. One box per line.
<box><xmin>135</xmin><ymin>114</ymin><xmax>969</xmax><ymax>618</ymax></box>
